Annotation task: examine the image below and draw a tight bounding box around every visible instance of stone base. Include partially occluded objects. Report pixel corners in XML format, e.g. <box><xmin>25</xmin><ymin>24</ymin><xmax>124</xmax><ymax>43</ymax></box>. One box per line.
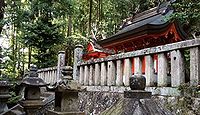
<box><xmin>47</xmin><ymin>110</ymin><xmax>85</xmax><ymax>115</ymax></box>
<box><xmin>124</xmin><ymin>90</ymin><xmax>152</xmax><ymax>99</ymax></box>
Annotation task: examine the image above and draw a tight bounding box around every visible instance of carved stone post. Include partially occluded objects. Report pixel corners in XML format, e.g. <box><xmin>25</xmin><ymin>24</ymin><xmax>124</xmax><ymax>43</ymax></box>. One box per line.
<box><xmin>116</xmin><ymin>60</ymin><xmax>123</xmax><ymax>86</ymax></box>
<box><xmin>107</xmin><ymin>61</ymin><xmax>116</xmax><ymax>86</ymax></box>
<box><xmin>145</xmin><ymin>55</ymin><xmax>156</xmax><ymax>86</ymax></box>
<box><xmin>123</xmin><ymin>58</ymin><xmax>132</xmax><ymax>86</ymax></box>
<box><xmin>94</xmin><ymin>63</ymin><xmax>100</xmax><ymax>85</ymax></box>
<box><xmin>190</xmin><ymin>47</ymin><xmax>200</xmax><ymax>86</ymax></box>
<box><xmin>158</xmin><ymin>53</ymin><xmax>168</xmax><ymax>87</ymax></box>
<box><xmin>171</xmin><ymin>50</ymin><xmax>185</xmax><ymax>87</ymax></box>
<box><xmin>134</xmin><ymin>57</ymin><xmax>142</xmax><ymax>75</ymax></box>
<box><xmin>89</xmin><ymin>65</ymin><xmax>94</xmax><ymax>85</ymax></box>
<box><xmin>57</xmin><ymin>51</ymin><xmax>66</xmax><ymax>81</ymax></box>
<box><xmin>100</xmin><ymin>62</ymin><xmax>107</xmax><ymax>85</ymax></box>
<box><xmin>73</xmin><ymin>45</ymin><xmax>83</xmax><ymax>81</ymax></box>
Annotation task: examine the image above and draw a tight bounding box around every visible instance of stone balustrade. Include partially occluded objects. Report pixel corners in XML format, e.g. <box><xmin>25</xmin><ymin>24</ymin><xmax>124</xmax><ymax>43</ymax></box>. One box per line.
<box><xmin>75</xmin><ymin>39</ymin><xmax>200</xmax><ymax>88</ymax></box>
<box><xmin>37</xmin><ymin>66</ymin><xmax>57</xmax><ymax>85</ymax></box>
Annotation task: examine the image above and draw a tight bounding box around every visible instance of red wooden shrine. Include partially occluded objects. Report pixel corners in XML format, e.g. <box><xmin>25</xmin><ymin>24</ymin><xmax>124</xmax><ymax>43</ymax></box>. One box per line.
<box><xmin>83</xmin><ymin>1</ymin><xmax>187</xmax><ymax>74</ymax></box>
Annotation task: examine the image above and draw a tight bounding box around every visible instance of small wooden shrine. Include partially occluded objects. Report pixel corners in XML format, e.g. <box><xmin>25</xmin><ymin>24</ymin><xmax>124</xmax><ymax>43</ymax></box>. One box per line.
<box><xmin>84</xmin><ymin>1</ymin><xmax>187</xmax><ymax>74</ymax></box>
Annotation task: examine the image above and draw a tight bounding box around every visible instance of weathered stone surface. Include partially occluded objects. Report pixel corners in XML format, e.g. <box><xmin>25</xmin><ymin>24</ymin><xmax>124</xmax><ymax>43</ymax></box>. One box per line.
<box><xmin>171</xmin><ymin>50</ymin><xmax>185</xmax><ymax>87</ymax></box>
<box><xmin>79</xmin><ymin>66</ymin><xmax>84</xmax><ymax>85</ymax></box>
<box><xmin>123</xmin><ymin>58</ymin><xmax>132</xmax><ymax>86</ymax></box>
<box><xmin>57</xmin><ymin>51</ymin><xmax>66</xmax><ymax>81</ymax></box>
<box><xmin>94</xmin><ymin>63</ymin><xmax>101</xmax><ymax>85</ymax></box>
<box><xmin>116</xmin><ymin>60</ymin><xmax>123</xmax><ymax>86</ymax></box>
<box><xmin>107</xmin><ymin>61</ymin><xmax>116</xmax><ymax>86</ymax></box>
<box><xmin>190</xmin><ymin>47</ymin><xmax>200</xmax><ymax>86</ymax></box>
<box><xmin>158</xmin><ymin>53</ymin><xmax>169</xmax><ymax>87</ymax></box>
<box><xmin>101</xmin><ymin>62</ymin><xmax>107</xmax><ymax>86</ymax></box>
<box><xmin>145</xmin><ymin>55</ymin><xmax>156</xmax><ymax>86</ymax></box>
<box><xmin>78</xmin><ymin>39</ymin><xmax>200</xmax><ymax>66</ymax></box>
<box><xmin>134</xmin><ymin>57</ymin><xmax>142</xmax><ymax>74</ymax></box>
<box><xmin>129</xmin><ymin>74</ymin><xmax>146</xmax><ymax>90</ymax></box>
<box><xmin>124</xmin><ymin>90</ymin><xmax>152</xmax><ymax>99</ymax></box>
<box><xmin>73</xmin><ymin>45</ymin><xmax>83</xmax><ymax>81</ymax></box>
<box><xmin>83</xmin><ymin>65</ymin><xmax>89</xmax><ymax>86</ymax></box>
<box><xmin>89</xmin><ymin>65</ymin><xmax>94</xmax><ymax>86</ymax></box>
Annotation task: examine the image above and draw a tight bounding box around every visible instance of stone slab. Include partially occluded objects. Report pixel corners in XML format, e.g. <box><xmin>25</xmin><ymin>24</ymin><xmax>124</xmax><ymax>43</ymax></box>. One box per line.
<box><xmin>124</xmin><ymin>90</ymin><xmax>152</xmax><ymax>99</ymax></box>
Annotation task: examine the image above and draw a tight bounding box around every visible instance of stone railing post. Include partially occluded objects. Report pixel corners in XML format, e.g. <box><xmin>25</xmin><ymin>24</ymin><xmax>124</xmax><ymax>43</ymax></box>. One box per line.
<box><xmin>94</xmin><ymin>63</ymin><xmax>101</xmax><ymax>85</ymax></box>
<box><xmin>107</xmin><ymin>61</ymin><xmax>116</xmax><ymax>86</ymax></box>
<box><xmin>84</xmin><ymin>65</ymin><xmax>89</xmax><ymax>85</ymax></box>
<box><xmin>134</xmin><ymin>57</ymin><xmax>142</xmax><ymax>75</ymax></box>
<box><xmin>116</xmin><ymin>60</ymin><xmax>123</xmax><ymax>86</ymax></box>
<box><xmin>89</xmin><ymin>65</ymin><xmax>94</xmax><ymax>85</ymax></box>
<box><xmin>123</xmin><ymin>58</ymin><xmax>132</xmax><ymax>86</ymax></box>
<box><xmin>73</xmin><ymin>45</ymin><xmax>83</xmax><ymax>81</ymax></box>
<box><xmin>190</xmin><ymin>47</ymin><xmax>200</xmax><ymax>86</ymax></box>
<box><xmin>101</xmin><ymin>62</ymin><xmax>107</xmax><ymax>85</ymax></box>
<box><xmin>145</xmin><ymin>55</ymin><xmax>156</xmax><ymax>86</ymax></box>
<box><xmin>158</xmin><ymin>53</ymin><xmax>168</xmax><ymax>87</ymax></box>
<box><xmin>57</xmin><ymin>51</ymin><xmax>65</xmax><ymax>81</ymax></box>
<box><xmin>79</xmin><ymin>66</ymin><xmax>84</xmax><ymax>85</ymax></box>
<box><xmin>171</xmin><ymin>50</ymin><xmax>185</xmax><ymax>87</ymax></box>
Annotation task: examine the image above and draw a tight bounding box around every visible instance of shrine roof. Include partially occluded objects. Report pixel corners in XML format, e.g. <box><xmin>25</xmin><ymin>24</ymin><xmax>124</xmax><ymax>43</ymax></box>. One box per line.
<box><xmin>98</xmin><ymin>1</ymin><xmax>187</xmax><ymax>45</ymax></box>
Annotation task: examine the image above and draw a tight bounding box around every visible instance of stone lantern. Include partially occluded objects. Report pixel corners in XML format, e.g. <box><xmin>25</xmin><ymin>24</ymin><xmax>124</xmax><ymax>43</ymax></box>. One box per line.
<box><xmin>20</xmin><ymin>65</ymin><xmax>47</xmax><ymax>115</ymax></box>
<box><xmin>0</xmin><ymin>81</ymin><xmax>11</xmax><ymax>114</ymax></box>
<box><xmin>47</xmin><ymin>66</ymin><xmax>85</xmax><ymax>115</ymax></box>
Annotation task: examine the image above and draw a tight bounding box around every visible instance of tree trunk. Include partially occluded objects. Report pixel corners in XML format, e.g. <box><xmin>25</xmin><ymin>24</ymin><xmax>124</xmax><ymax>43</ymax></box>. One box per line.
<box><xmin>88</xmin><ymin>0</ymin><xmax>93</xmax><ymax>35</ymax></box>
<box><xmin>67</xmin><ymin>15</ymin><xmax>72</xmax><ymax>37</ymax></box>
<box><xmin>0</xmin><ymin>0</ymin><xmax>5</xmax><ymax>34</ymax></box>
<box><xmin>28</xmin><ymin>47</ymin><xmax>32</xmax><ymax>69</ymax></box>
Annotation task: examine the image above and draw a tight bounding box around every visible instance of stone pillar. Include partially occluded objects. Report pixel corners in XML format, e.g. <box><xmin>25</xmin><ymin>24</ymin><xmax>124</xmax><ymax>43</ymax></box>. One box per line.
<box><xmin>84</xmin><ymin>65</ymin><xmax>89</xmax><ymax>85</ymax></box>
<box><xmin>100</xmin><ymin>62</ymin><xmax>107</xmax><ymax>86</ymax></box>
<box><xmin>158</xmin><ymin>53</ymin><xmax>168</xmax><ymax>87</ymax></box>
<box><xmin>94</xmin><ymin>63</ymin><xmax>101</xmax><ymax>85</ymax></box>
<box><xmin>171</xmin><ymin>50</ymin><xmax>185</xmax><ymax>87</ymax></box>
<box><xmin>145</xmin><ymin>55</ymin><xmax>156</xmax><ymax>86</ymax></box>
<box><xmin>134</xmin><ymin>57</ymin><xmax>142</xmax><ymax>75</ymax></box>
<box><xmin>116</xmin><ymin>60</ymin><xmax>123</xmax><ymax>86</ymax></box>
<box><xmin>89</xmin><ymin>65</ymin><xmax>94</xmax><ymax>85</ymax></box>
<box><xmin>190</xmin><ymin>47</ymin><xmax>200</xmax><ymax>86</ymax></box>
<box><xmin>123</xmin><ymin>58</ymin><xmax>132</xmax><ymax>86</ymax></box>
<box><xmin>73</xmin><ymin>45</ymin><xmax>83</xmax><ymax>81</ymax></box>
<box><xmin>57</xmin><ymin>51</ymin><xmax>66</xmax><ymax>81</ymax></box>
<box><xmin>79</xmin><ymin>66</ymin><xmax>84</xmax><ymax>85</ymax></box>
<box><xmin>0</xmin><ymin>81</ymin><xmax>11</xmax><ymax>114</ymax></box>
<box><xmin>107</xmin><ymin>61</ymin><xmax>116</xmax><ymax>86</ymax></box>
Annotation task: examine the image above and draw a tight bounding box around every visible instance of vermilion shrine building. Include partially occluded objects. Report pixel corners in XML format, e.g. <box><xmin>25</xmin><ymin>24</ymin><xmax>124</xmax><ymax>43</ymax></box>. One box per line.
<box><xmin>84</xmin><ymin>2</ymin><xmax>187</xmax><ymax>74</ymax></box>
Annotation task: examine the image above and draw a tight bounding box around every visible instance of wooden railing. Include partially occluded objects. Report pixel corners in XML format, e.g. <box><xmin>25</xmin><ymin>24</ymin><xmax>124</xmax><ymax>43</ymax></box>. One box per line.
<box><xmin>75</xmin><ymin>39</ymin><xmax>200</xmax><ymax>87</ymax></box>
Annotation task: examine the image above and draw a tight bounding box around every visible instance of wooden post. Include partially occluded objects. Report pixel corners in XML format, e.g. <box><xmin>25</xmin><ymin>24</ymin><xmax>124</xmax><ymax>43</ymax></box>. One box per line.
<box><xmin>116</xmin><ymin>60</ymin><xmax>123</xmax><ymax>86</ymax></box>
<box><xmin>79</xmin><ymin>66</ymin><xmax>84</xmax><ymax>85</ymax></box>
<box><xmin>57</xmin><ymin>51</ymin><xmax>65</xmax><ymax>81</ymax></box>
<box><xmin>190</xmin><ymin>47</ymin><xmax>200</xmax><ymax>86</ymax></box>
<box><xmin>101</xmin><ymin>62</ymin><xmax>107</xmax><ymax>86</ymax></box>
<box><xmin>84</xmin><ymin>65</ymin><xmax>89</xmax><ymax>85</ymax></box>
<box><xmin>145</xmin><ymin>55</ymin><xmax>156</xmax><ymax>86</ymax></box>
<box><xmin>134</xmin><ymin>57</ymin><xmax>142</xmax><ymax>74</ymax></box>
<box><xmin>171</xmin><ymin>50</ymin><xmax>185</xmax><ymax>87</ymax></box>
<box><xmin>107</xmin><ymin>61</ymin><xmax>116</xmax><ymax>86</ymax></box>
<box><xmin>123</xmin><ymin>58</ymin><xmax>132</xmax><ymax>86</ymax></box>
<box><xmin>89</xmin><ymin>65</ymin><xmax>94</xmax><ymax>85</ymax></box>
<box><xmin>73</xmin><ymin>45</ymin><xmax>83</xmax><ymax>81</ymax></box>
<box><xmin>94</xmin><ymin>63</ymin><xmax>101</xmax><ymax>85</ymax></box>
<box><xmin>158</xmin><ymin>53</ymin><xmax>168</xmax><ymax>87</ymax></box>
